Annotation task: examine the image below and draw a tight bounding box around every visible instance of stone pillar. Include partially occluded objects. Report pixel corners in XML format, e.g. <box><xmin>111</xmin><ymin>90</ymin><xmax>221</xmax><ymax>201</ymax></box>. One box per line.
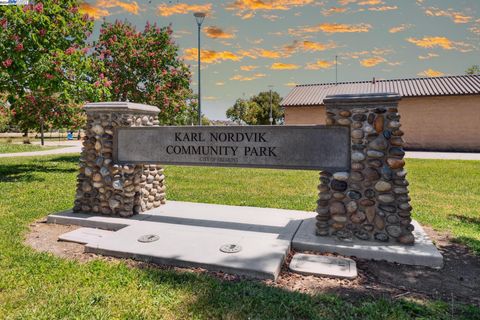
<box><xmin>316</xmin><ymin>94</ymin><xmax>415</xmax><ymax>245</ymax></box>
<box><xmin>73</xmin><ymin>102</ymin><xmax>166</xmax><ymax>217</ymax></box>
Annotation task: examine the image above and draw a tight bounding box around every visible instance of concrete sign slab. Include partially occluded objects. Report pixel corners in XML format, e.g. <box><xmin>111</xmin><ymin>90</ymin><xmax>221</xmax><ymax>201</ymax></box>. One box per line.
<box><xmin>114</xmin><ymin>126</ymin><xmax>350</xmax><ymax>171</ymax></box>
<box><xmin>85</xmin><ymin>223</ymin><xmax>291</xmax><ymax>280</ymax></box>
<box><xmin>289</xmin><ymin>253</ymin><xmax>357</xmax><ymax>279</ymax></box>
<box><xmin>292</xmin><ymin>218</ymin><xmax>444</xmax><ymax>268</ymax></box>
<box><xmin>58</xmin><ymin>227</ymin><xmax>114</xmax><ymax>245</ymax></box>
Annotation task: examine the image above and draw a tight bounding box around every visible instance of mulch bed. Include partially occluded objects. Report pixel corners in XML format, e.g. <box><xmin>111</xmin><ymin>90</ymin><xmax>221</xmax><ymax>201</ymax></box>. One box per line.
<box><xmin>25</xmin><ymin>221</ymin><xmax>480</xmax><ymax>306</ymax></box>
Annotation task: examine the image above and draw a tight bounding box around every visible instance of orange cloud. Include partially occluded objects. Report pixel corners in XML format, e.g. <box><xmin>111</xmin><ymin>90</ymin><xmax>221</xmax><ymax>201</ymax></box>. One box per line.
<box><xmin>418</xmin><ymin>69</ymin><xmax>444</xmax><ymax>77</ymax></box>
<box><xmin>227</xmin><ymin>0</ymin><xmax>314</xmax><ymax>13</ymax></box>
<box><xmin>285</xmin><ymin>82</ymin><xmax>298</xmax><ymax>87</ymax></box>
<box><xmin>358</xmin><ymin>0</ymin><xmax>383</xmax><ymax>5</ymax></box>
<box><xmin>262</xmin><ymin>14</ymin><xmax>281</xmax><ymax>21</ymax></box>
<box><xmin>471</xmin><ymin>20</ymin><xmax>480</xmax><ymax>35</ymax></box>
<box><xmin>289</xmin><ymin>23</ymin><xmax>371</xmax><ymax>36</ymax></box>
<box><xmin>425</xmin><ymin>7</ymin><xmax>472</xmax><ymax>24</ymax></box>
<box><xmin>184</xmin><ymin>48</ymin><xmax>242</xmax><ymax>64</ymax></box>
<box><xmin>301</xmin><ymin>40</ymin><xmax>337</xmax><ymax>51</ymax></box>
<box><xmin>368</xmin><ymin>6</ymin><xmax>397</xmax><ymax>11</ymax></box>
<box><xmin>389</xmin><ymin>24</ymin><xmax>412</xmax><ymax>33</ymax></box>
<box><xmin>238</xmin><ymin>50</ymin><xmax>258</xmax><ymax>59</ymax></box>
<box><xmin>79</xmin><ymin>2</ymin><xmax>109</xmax><ymax>19</ymax></box>
<box><xmin>360</xmin><ymin>57</ymin><xmax>385</xmax><ymax>67</ymax></box>
<box><xmin>407</xmin><ymin>36</ymin><xmax>453</xmax><ymax>49</ymax></box>
<box><xmin>157</xmin><ymin>3</ymin><xmax>212</xmax><ymax>17</ymax></box>
<box><xmin>257</xmin><ymin>49</ymin><xmax>282</xmax><ymax>59</ymax></box>
<box><xmin>418</xmin><ymin>53</ymin><xmax>439</xmax><ymax>60</ymax></box>
<box><xmin>204</xmin><ymin>26</ymin><xmax>235</xmax><ymax>39</ymax></box>
<box><xmin>80</xmin><ymin>0</ymin><xmax>139</xmax><ymax>18</ymax></box>
<box><xmin>230</xmin><ymin>73</ymin><xmax>267</xmax><ymax>81</ymax></box>
<box><xmin>240</xmin><ymin>65</ymin><xmax>259</xmax><ymax>71</ymax></box>
<box><xmin>322</xmin><ymin>7</ymin><xmax>347</xmax><ymax>16</ymax></box>
<box><xmin>96</xmin><ymin>0</ymin><xmax>140</xmax><ymax>14</ymax></box>
<box><xmin>305</xmin><ymin>60</ymin><xmax>334</xmax><ymax>70</ymax></box>
<box><xmin>216</xmin><ymin>82</ymin><xmax>225</xmax><ymax>86</ymax></box>
<box><xmin>271</xmin><ymin>63</ymin><xmax>300</xmax><ymax>70</ymax></box>
<box><xmin>338</xmin><ymin>0</ymin><xmax>357</xmax><ymax>5</ymax></box>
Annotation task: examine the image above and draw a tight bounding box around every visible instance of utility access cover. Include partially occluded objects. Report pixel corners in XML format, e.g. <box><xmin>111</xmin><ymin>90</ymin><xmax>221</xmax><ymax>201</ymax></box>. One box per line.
<box><xmin>289</xmin><ymin>253</ymin><xmax>357</xmax><ymax>279</ymax></box>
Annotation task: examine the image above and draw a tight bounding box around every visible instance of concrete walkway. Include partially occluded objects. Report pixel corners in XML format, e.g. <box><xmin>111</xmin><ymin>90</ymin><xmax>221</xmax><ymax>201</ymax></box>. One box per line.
<box><xmin>0</xmin><ymin>140</ymin><xmax>82</xmax><ymax>158</ymax></box>
<box><xmin>405</xmin><ymin>151</ymin><xmax>480</xmax><ymax>160</ymax></box>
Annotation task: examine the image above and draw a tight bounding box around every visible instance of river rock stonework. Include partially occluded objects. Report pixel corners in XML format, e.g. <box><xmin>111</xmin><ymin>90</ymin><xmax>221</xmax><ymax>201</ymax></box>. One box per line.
<box><xmin>316</xmin><ymin>94</ymin><xmax>415</xmax><ymax>245</ymax></box>
<box><xmin>73</xmin><ymin>102</ymin><xmax>165</xmax><ymax>217</ymax></box>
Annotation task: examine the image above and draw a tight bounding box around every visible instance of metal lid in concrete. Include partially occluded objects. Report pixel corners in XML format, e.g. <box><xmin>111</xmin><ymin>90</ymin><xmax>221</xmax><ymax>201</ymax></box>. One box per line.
<box><xmin>84</xmin><ymin>102</ymin><xmax>160</xmax><ymax>114</ymax></box>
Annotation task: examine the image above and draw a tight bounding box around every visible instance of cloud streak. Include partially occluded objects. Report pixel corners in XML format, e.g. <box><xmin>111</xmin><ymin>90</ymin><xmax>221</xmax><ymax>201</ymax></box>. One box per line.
<box><xmin>204</xmin><ymin>26</ymin><xmax>235</xmax><ymax>39</ymax></box>
<box><xmin>230</xmin><ymin>73</ymin><xmax>267</xmax><ymax>81</ymax></box>
<box><xmin>184</xmin><ymin>48</ymin><xmax>242</xmax><ymax>64</ymax></box>
<box><xmin>305</xmin><ymin>60</ymin><xmax>334</xmax><ymax>70</ymax></box>
<box><xmin>360</xmin><ymin>56</ymin><xmax>385</xmax><ymax>67</ymax></box>
<box><xmin>389</xmin><ymin>24</ymin><xmax>412</xmax><ymax>33</ymax></box>
<box><xmin>424</xmin><ymin>7</ymin><xmax>472</xmax><ymax>24</ymax></box>
<box><xmin>157</xmin><ymin>3</ymin><xmax>212</xmax><ymax>17</ymax></box>
<box><xmin>226</xmin><ymin>0</ymin><xmax>314</xmax><ymax>18</ymax></box>
<box><xmin>289</xmin><ymin>23</ymin><xmax>371</xmax><ymax>36</ymax></box>
<box><xmin>271</xmin><ymin>63</ymin><xmax>300</xmax><ymax>70</ymax></box>
<box><xmin>418</xmin><ymin>69</ymin><xmax>444</xmax><ymax>77</ymax></box>
<box><xmin>80</xmin><ymin>0</ymin><xmax>140</xmax><ymax>19</ymax></box>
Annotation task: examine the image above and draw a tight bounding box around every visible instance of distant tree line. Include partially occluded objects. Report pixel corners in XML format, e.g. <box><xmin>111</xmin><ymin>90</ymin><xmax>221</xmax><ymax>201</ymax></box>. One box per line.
<box><xmin>226</xmin><ymin>91</ymin><xmax>284</xmax><ymax>125</ymax></box>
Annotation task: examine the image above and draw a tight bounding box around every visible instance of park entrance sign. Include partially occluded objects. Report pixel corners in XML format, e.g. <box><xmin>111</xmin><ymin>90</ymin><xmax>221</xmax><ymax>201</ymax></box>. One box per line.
<box><xmin>114</xmin><ymin>126</ymin><xmax>350</xmax><ymax>171</ymax></box>
<box><xmin>74</xmin><ymin>94</ymin><xmax>416</xmax><ymax>246</ymax></box>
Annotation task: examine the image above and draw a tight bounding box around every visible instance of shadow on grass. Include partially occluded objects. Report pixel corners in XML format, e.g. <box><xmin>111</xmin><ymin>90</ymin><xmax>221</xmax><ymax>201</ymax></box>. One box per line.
<box><xmin>0</xmin><ymin>155</ymin><xmax>79</xmax><ymax>183</ymax></box>
<box><xmin>131</xmin><ymin>263</ymin><xmax>479</xmax><ymax>319</ymax></box>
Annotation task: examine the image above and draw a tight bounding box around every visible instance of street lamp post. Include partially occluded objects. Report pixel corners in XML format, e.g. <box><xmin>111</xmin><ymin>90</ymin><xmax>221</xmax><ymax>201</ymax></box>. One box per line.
<box><xmin>268</xmin><ymin>85</ymin><xmax>273</xmax><ymax>125</ymax></box>
<box><xmin>194</xmin><ymin>12</ymin><xmax>206</xmax><ymax>126</ymax></box>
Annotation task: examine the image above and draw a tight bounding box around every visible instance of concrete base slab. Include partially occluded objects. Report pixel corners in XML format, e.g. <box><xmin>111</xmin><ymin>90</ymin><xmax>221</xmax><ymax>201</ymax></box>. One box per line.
<box><xmin>292</xmin><ymin>218</ymin><xmax>444</xmax><ymax>269</ymax></box>
<box><xmin>49</xmin><ymin>201</ymin><xmax>311</xmax><ymax>280</ymax></box>
<box><xmin>58</xmin><ymin>227</ymin><xmax>114</xmax><ymax>245</ymax></box>
<box><xmin>289</xmin><ymin>253</ymin><xmax>357</xmax><ymax>279</ymax></box>
<box><xmin>85</xmin><ymin>223</ymin><xmax>291</xmax><ymax>280</ymax></box>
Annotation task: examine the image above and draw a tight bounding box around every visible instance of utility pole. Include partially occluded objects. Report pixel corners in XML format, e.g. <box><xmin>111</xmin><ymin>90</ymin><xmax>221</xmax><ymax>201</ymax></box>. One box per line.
<box><xmin>194</xmin><ymin>12</ymin><xmax>206</xmax><ymax>126</ymax></box>
<box><xmin>335</xmin><ymin>55</ymin><xmax>338</xmax><ymax>85</ymax></box>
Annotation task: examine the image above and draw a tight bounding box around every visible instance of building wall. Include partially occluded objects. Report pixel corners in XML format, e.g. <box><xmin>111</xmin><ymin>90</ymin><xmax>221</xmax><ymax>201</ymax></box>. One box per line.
<box><xmin>284</xmin><ymin>95</ymin><xmax>480</xmax><ymax>151</ymax></box>
<box><xmin>284</xmin><ymin>106</ymin><xmax>326</xmax><ymax>125</ymax></box>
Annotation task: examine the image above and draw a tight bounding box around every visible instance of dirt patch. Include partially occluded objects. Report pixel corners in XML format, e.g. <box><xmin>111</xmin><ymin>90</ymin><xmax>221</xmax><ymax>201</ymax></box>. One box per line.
<box><xmin>25</xmin><ymin>221</ymin><xmax>480</xmax><ymax>306</ymax></box>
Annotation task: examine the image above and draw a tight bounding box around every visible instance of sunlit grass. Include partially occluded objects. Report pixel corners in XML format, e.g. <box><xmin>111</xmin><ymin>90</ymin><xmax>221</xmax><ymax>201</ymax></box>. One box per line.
<box><xmin>0</xmin><ymin>155</ymin><xmax>478</xmax><ymax>319</ymax></box>
<box><xmin>0</xmin><ymin>143</ymin><xmax>58</xmax><ymax>154</ymax></box>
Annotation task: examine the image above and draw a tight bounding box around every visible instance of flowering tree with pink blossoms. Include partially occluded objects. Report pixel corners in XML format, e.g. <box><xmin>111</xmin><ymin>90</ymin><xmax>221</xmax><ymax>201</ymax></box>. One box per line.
<box><xmin>92</xmin><ymin>20</ymin><xmax>193</xmax><ymax>125</ymax></box>
<box><xmin>0</xmin><ymin>0</ymin><xmax>108</xmax><ymax>132</ymax></box>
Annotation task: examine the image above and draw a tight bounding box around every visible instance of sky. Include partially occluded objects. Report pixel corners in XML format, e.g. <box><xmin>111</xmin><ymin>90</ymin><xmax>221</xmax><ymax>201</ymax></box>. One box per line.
<box><xmin>79</xmin><ymin>0</ymin><xmax>480</xmax><ymax>120</ymax></box>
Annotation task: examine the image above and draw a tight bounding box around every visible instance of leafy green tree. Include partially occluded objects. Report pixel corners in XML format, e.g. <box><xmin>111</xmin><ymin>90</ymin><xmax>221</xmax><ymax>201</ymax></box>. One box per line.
<box><xmin>0</xmin><ymin>0</ymin><xmax>107</xmax><ymax>133</ymax></box>
<box><xmin>91</xmin><ymin>20</ymin><xmax>192</xmax><ymax>125</ymax></box>
<box><xmin>226</xmin><ymin>91</ymin><xmax>283</xmax><ymax>125</ymax></box>
<box><xmin>0</xmin><ymin>95</ymin><xmax>12</xmax><ymax>132</ymax></box>
<box><xmin>466</xmin><ymin>65</ymin><xmax>480</xmax><ymax>75</ymax></box>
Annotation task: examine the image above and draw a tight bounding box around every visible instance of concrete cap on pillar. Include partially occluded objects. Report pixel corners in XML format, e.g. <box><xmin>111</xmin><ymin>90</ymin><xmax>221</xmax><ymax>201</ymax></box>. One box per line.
<box><xmin>324</xmin><ymin>93</ymin><xmax>401</xmax><ymax>107</ymax></box>
<box><xmin>84</xmin><ymin>102</ymin><xmax>160</xmax><ymax>114</ymax></box>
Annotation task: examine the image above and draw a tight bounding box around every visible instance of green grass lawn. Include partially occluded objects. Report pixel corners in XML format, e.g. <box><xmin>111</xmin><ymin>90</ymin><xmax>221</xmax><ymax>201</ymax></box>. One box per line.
<box><xmin>0</xmin><ymin>143</ymin><xmax>58</xmax><ymax>154</ymax></box>
<box><xmin>0</xmin><ymin>155</ymin><xmax>479</xmax><ymax>319</ymax></box>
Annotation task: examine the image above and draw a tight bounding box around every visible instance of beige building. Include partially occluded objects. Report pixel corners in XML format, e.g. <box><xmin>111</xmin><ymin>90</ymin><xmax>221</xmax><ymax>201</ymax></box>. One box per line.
<box><xmin>281</xmin><ymin>75</ymin><xmax>480</xmax><ymax>152</ymax></box>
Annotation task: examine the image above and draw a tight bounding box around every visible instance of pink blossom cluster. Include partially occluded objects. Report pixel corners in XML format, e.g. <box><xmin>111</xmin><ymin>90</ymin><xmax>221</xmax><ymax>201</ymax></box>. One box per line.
<box><xmin>2</xmin><ymin>59</ymin><xmax>13</xmax><ymax>68</ymax></box>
